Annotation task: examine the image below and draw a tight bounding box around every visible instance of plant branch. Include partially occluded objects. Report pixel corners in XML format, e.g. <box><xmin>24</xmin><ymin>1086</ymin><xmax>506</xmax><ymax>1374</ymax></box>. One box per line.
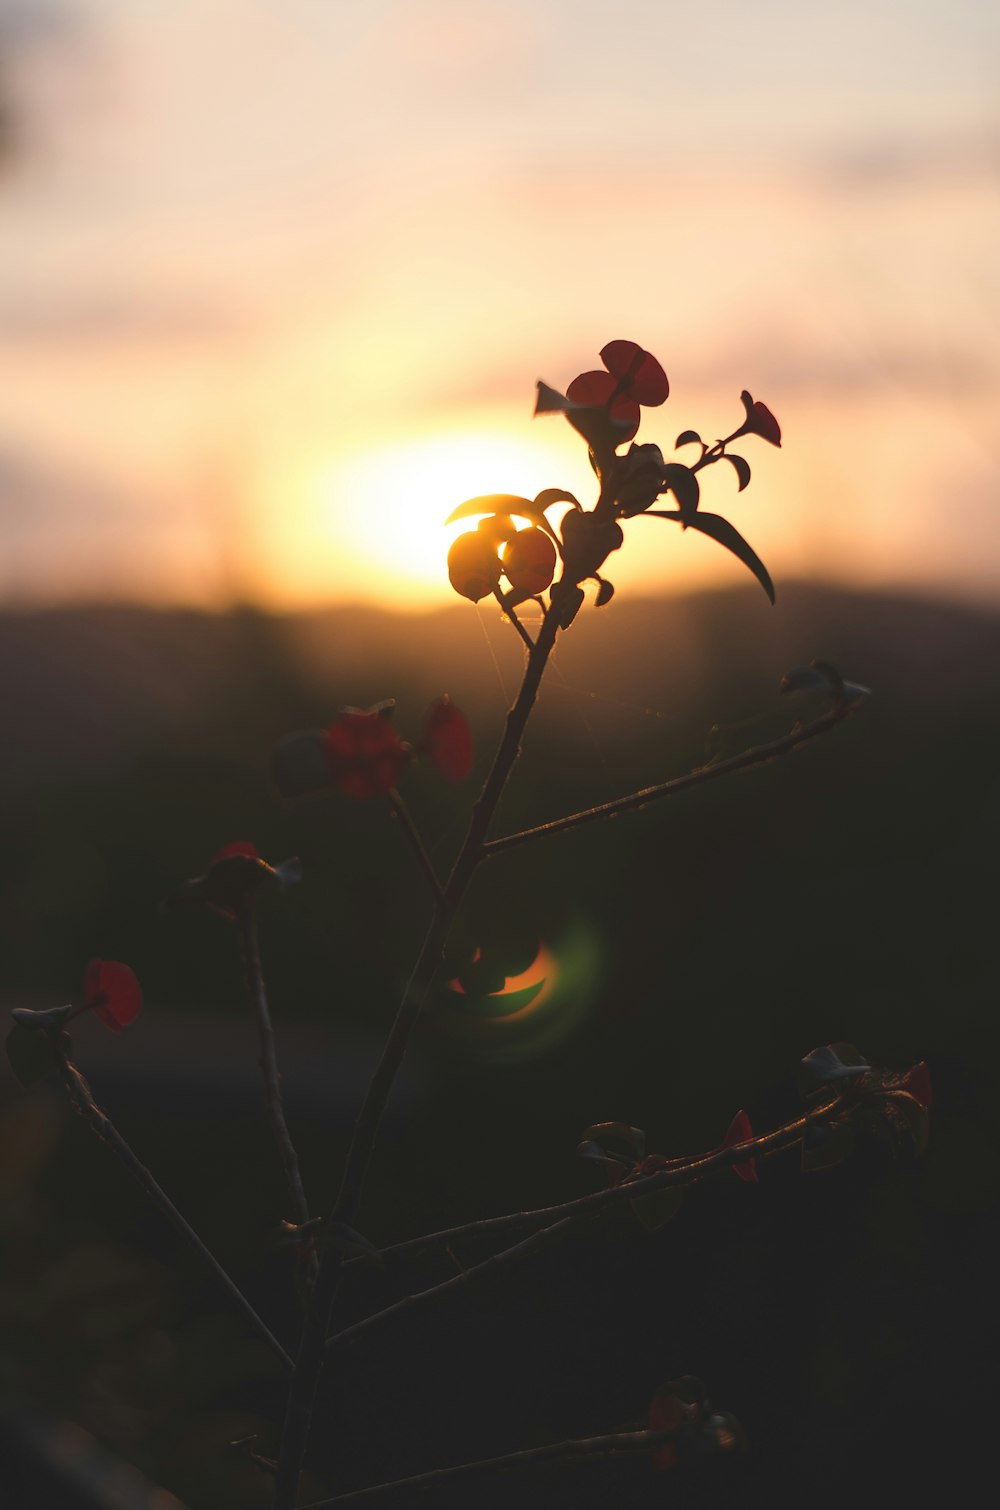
<box><xmin>56</xmin><ymin>1048</ymin><xmax>294</xmax><ymax>1373</ymax></box>
<box><xmin>483</xmin><ymin>700</ymin><xmax>858</xmax><ymax>856</ymax></box>
<box><xmin>327</xmin><ymin>1099</ymin><xmax>841</xmax><ymax>1347</ymax></box>
<box><xmin>297</xmin><ymin>1428</ymin><xmax>676</xmax><ymax>1507</ymax></box>
<box><xmin>492</xmin><ymin>587</ymin><xmax>536</xmax><ymax>651</ymax></box>
<box><xmin>238</xmin><ymin>906</ymin><xmax>318</xmax><ymax>1293</ymax></box>
<box><xmin>387</xmin><ymin>790</ymin><xmax>445</xmax><ymax>902</ymax></box>
<box><xmin>272</xmin><ymin>604</ymin><xmax>562</xmax><ymax>1509</ymax></box>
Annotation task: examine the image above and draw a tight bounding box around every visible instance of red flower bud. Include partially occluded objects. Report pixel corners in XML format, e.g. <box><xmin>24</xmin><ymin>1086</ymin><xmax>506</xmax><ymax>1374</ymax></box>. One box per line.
<box><xmin>325</xmin><ymin>707</ymin><xmax>410</xmax><ymax>799</ymax></box>
<box><xmin>735</xmin><ymin>391</ymin><xmax>781</xmax><ymax>447</ymax></box>
<box><xmin>501</xmin><ymin>527</ymin><xmax>557</xmax><ymax>596</ymax></box>
<box><xmin>600</xmin><ymin>339</ymin><xmax>669</xmax><ymax>406</ymax></box>
<box><xmin>448</xmin><ymin>531</ymin><xmax>501</xmax><ymax>602</ymax></box>
<box><xmin>84</xmin><ymin>959</ymin><xmax>142</xmax><ymax>1033</ymax></box>
<box><xmin>423</xmin><ymin>696</ymin><xmax>473</xmax><ymax>783</ymax></box>
<box><xmin>565</xmin><ymin>370</ymin><xmax>641</xmax><ymax>442</ymax></box>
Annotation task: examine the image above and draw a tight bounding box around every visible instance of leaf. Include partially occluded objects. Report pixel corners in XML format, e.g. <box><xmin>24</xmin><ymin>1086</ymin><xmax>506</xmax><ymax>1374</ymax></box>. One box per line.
<box><xmin>659</xmin><ymin>464</ymin><xmax>700</xmax><ymax>522</ymax></box>
<box><xmin>649</xmin><ymin>511</ymin><xmax>774</xmax><ymax>603</ymax></box>
<box><xmin>801</xmin><ymin>1119</ymin><xmax>856</xmax><ymax>1172</ymax></box>
<box><xmin>445</xmin><ymin>494</ymin><xmax>539</xmax><ymax>527</ymax></box>
<box><xmin>674</xmin><ymin>429</ymin><xmax>702</xmax><ymax>449</ymax></box>
<box><xmin>533</xmin><ymin>488</ymin><xmax>580</xmax><ymax>512</ymax></box>
<box><xmin>595</xmin><ymin>577</ymin><xmax>614</xmax><ymax>607</ymax></box>
<box><xmin>780</xmin><ymin>663</ymin><xmax>843</xmax><ymax>698</ymax></box>
<box><xmin>722</xmin><ymin>454</ymin><xmax>751</xmax><ymax>492</ymax></box>
<box><xmin>10</xmin><ymin>1004</ymin><xmax>74</xmax><ymax>1030</ymax></box>
<box><xmin>552</xmin><ymin>581</ymin><xmax>585</xmax><ymax>629</ymax></box>
<box><xmin>6</xmin><ymin>1024</ymin><xmax>67</xmax><ymax>1087</ymax></box>
<box><xmin>534</xmin><ymin>380</ymin><xmax>573</xmax><ymax>415</ymax></box>
<box><xmin>577</xmin><ymin>1121</ymin><xmax>646</xmax><ymax>1161</ymax></box>
<box><xmin>271</xmin><ymin>729</ymin><xmax>333</xmax><ymax>800</ymax></box>
<box><xmin>631</xmin><ymin>1185</ymin><xmax>683</xmax><ymax>1231</ymax></box>
<box><xmin>800</xmin><ymin>1043</ymin><xmax>870</xmax><ymax>1087</ymax></box>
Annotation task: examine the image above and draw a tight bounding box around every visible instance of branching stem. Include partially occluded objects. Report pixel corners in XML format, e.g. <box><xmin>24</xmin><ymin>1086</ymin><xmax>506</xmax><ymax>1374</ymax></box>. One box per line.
<box><xmin>297</xmin><ymin>1428</ymin><xmax>677</xmax><ymax>1507</ymax></box>
<box><xmin>55</xmin><ymin>1048</ymin><xmax>294</xmax><ymax>1373</ymax></box>
<box><xmin>238</xmin><ymin>905</ymin><xmax>318</xmax><ymax>1293</ymax></box>
<box><xmin>272</xmin><ymin>604</ymin><xmax>562</xmax><ymax>1508</ymax></box>
<box><xmin>326</xmin><ymin>1099</ymin><xmax>841</xmax><ymax>1348</ymax></box>
<box><xmin>387</xmin><ymin>789</ymin><xmax>445</xmax><ymax>902</ymax></box>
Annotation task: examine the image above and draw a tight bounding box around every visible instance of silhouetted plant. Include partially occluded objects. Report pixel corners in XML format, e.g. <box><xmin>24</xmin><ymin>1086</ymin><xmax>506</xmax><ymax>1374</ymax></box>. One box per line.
<box><xmin>6</xmin><ymin>340</ymin><xmax>929</xmax><ymax>1509</ymax></box>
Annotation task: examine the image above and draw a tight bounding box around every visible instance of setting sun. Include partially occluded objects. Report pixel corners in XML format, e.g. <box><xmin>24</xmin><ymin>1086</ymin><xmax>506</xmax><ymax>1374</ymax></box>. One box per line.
<box><xmin>304</xmin><ymin>425</ymin><xmax>588</xmax><ymax>609</ymax></box>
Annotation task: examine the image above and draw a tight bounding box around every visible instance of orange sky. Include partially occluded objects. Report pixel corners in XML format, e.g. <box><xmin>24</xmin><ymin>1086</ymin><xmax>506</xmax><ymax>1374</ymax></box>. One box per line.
<box><xmin>0</xmin><ymin>1</ymin><xmax>997</xmax><ymax>610</ymax></box>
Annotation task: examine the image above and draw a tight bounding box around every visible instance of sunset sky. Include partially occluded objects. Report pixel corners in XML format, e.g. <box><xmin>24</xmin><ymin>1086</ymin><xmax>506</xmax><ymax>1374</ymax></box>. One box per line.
<box><xmin>0</xmin><ymin>0</ymin><xmax>997</xmax><ymax>610</ymax></box>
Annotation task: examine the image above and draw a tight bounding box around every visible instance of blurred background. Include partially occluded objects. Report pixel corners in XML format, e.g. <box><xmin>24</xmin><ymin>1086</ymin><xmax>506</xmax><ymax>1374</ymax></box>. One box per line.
<box><xmin>1</xmin><ymin>2</ymin><xmax>998</xmax><ymax>1507</ymax></box>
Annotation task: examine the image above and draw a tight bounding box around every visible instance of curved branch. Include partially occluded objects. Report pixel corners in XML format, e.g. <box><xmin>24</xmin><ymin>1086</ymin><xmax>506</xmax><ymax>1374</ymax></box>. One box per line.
<box><xmin>483</xmin><ymin>700</ymin><xmax>859</xmax><ymax>856</ymax></box>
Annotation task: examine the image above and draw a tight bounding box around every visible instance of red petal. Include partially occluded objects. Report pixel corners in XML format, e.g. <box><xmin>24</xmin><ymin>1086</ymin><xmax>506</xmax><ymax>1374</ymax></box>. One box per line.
<box><xmin>902</xmin><ymin>1061</ymin><xmax>933</xmax><ymax>1109</ymax></box>
<box><xmin>566</xmin><ymin>370</ymin><xmax>617</xmax><ymax>406</ymax></box>
<box><xmin>749</xmin><ymin>400</ymin><xmax>781</xmax><ymax>446</ymax></box>
<box><xmin>325</xmin><ymin>710</ymin><xmax>409</xmax><ymax>799</ymax></box>
<box><xmin>85</xmin><ymin>959</ymin><xmax>142</xmax><ymax>1032</ymax></box>
<box><xmin>210</xmin><ymin>840</ymin><xmax>259</xmax><ymax>866</ymax></box>
<box><xmin>447</xmin><ymin>531</ymin><xmax>501</xmax><ymax>603</ymax></box>
<box><xmin>502</xmin><ymin>527</ymin><xmax>557</xmax><ymax>595</ymax></box>
<box><xmin>723</xmin><ymin>1109</ymin><xmax>758</xmax><ymax>1183</ymax></box>
<box><xmin>424</xmin><ymin>696</ymin><xmax>473</xmax><ymax>783</ymax></box>
<box><xmin>600</xmin><ymin>340</ymin><xmax>669</xmax><ymax>405</ymax></box>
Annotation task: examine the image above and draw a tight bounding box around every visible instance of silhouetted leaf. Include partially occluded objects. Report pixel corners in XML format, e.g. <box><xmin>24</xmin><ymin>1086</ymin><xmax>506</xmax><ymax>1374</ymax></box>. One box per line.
<box><xmin>631</xmin><ymin>1185</ymin><xmax>683</xmax><ymax>1230</ymax></box>
<box><xmin>271</xmin><ymin>729</ymin><xmax>333</xmax><ymax>799</ymax></box>
<box><xmin>445</xmin><ymin>494</ymin><xmax>538</xmax><ymax>527</ymax></box>
<box><xmin>659</xmin><ymin>464</ymin><xmax>700</xmax><ymax>522</ymax></box>
<box><xmin>6</xmin><ymin>1024</ymin><xmax>67</xmax><ymax>1087</ymax></box>
<box><xmin>533</xmin><ymin>488</ymin><xmax>580</xmax><ymax>512</ymax></box>
<box><xmin>800</xmin><ymin>1043</ymin><xmax>870</xmax><ymax>1088</ymax></box>
<box><xmin>648</xmin><ymin>510</ymin><xmax>774</xmax><ymax>603</ymax></box>
<box><xmin>552</xmin><ymin>581</ymin><xmax>585</xmax><ymax>628</ymax></box>
<box><xmin>534</xmin><ymin>381</ymin><xmax>573</xmax><ymax>415</ymax></box>
<box><xmin>780</xmin><ymin>663</ymin><xmax>842</xmax><ymax>697</ymax></box>
<box><xmin>722</xmin><ymin>454</ymin><xmax>751</xmax><ymax>491</ymax></box>
<box><xmin>577</xmin><ymin>1121</ymin><xmax>646</xmax><ymax>1161</ymax></box>
<box><xmin>595</xmin><ymin>577</ymin><xmax>614</xmax><ymax>607</ymax></box>
<box><xmin>674</xmin><ymin>429</ymin><xmax>702</xmax><ymax>449</ymax></box>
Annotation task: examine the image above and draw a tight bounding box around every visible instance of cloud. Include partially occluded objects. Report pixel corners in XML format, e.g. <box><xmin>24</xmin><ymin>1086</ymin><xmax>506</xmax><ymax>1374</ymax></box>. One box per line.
<box><xmin>0</xmin><ymin>293</ymin><xmax>247</xmax><ymax>346</ymax></box>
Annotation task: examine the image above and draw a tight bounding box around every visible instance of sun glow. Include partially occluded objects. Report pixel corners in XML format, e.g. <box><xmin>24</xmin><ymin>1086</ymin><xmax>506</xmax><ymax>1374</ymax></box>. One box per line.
<box><xmin>307</xmin><ymin>426</ymin><xmax>587</xmax><ymax>609</ymax></box>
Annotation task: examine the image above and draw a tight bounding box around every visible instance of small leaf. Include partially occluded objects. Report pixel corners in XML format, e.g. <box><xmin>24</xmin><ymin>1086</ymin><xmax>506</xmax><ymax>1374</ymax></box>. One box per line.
<box><xmin>6</xmin><ymin>1024</ymin><xmax>66</xmax><ymax>1087</ymax></box>
<box><xmin>800</xmin><ymin>1043</ymin><xmax>870</xmax><ymax>1086</ymax></box>
<box><xmin>271</xmin><ymin>729</ymin><xmax>333</xmax><ymax>799</ymax></box>
<box><xmin>577</xmin><ymin>1121</ymin><xmax>646</xmax><ymax>1161</ymax></box>
<box><xmin>10</xmin><ymin>1004</ymin><xmax>74</xmax><ymax>1030</ymax></box>
<box><xmin>631</xmin><ymin>1185</ymin><xmax>683</xmax><ymax>1231</ymax></box>
<box><xmin>722</xmin><ymin>454</ymin><xmax>751</xmax><ymax>492</ymax></box>
<box><xmin>659</xmin><ymin>464</ymin><xmax>700</xmax><ymax>522</ymax></box>
<box><xmin>674</xmin><ymin>429</ymin><xmax>702</xmax><ymax>449</ymax></box>
<box><xmin>533</xmin><ymin>488</ymin><xmax>580</xmax><ymax>512</ymax></box>
<box><xmin>780</xmin><ymin>663</ymin><xmax>842</xmax><ymax>697</ymax></box>
<box><xmin>801</xmin><ymin>1119</ymin><xmax>856</xmax><ymax>1172</ymax></box>
<box><xmin>595</xmin><ymin>577</ymin><xmax>614</xmax><ymax>607</ymax></box>
<box><xmin>534</xmin><ymin>381</ymin><xmax>574</xmax><ymax>415</ymax></box>
<box><xmin>445</xmin><ymin>494</ymin><xmax>538</xmax><ymax>527</ymax></box>
<box><xmin>551</xmin><ymin>581</ymin><xmax>585</xmax><ymax>629</ymax></box>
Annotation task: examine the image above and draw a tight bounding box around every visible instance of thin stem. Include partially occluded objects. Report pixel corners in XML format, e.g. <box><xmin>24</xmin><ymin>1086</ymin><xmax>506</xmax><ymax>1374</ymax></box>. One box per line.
<box><xmin>298</xmin><ymin>1428</ymin><xmax>676</xmax><ymax>1507</ymax></box>
<box><xmin>492</xmin><ymin>586</ymin><xmax>536</xmax><ymax>652</ymax></box>
<box><xmin>386</xmin><ymin>790</ymin><xmax>444</xmax><ymax>902</ymax></box>
<box><xmin>483</xmin><ymin>700</ymin><xmax>857</xmax><ymax>857</ymax></box>
<box><xmin>272</xmin><ymin>605</ymin><xmax>562</xmax><ymax>1509</ymax></box>
<box><xmin>238</xmin><ymin>906</ymin><xmax>318</xmax><ymax>1293</ymax></box>
<box><xmin>327</xmin><ymin>1101</ymin><xmax>841</xmax><ymax>1348</ymax></box>
<box><xmin>56</xmin><ymin>1048</ymin><xmax>294</xmax><ymax>1373</ymax></box>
